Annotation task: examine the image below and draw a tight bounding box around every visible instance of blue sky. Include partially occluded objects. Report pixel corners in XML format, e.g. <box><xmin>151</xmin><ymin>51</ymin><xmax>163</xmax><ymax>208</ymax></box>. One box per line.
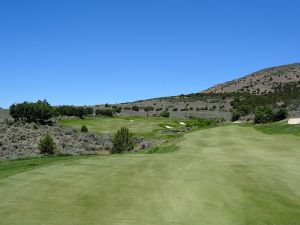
<box><xmin>1</xmin><ymin>0</ymin><xmax>300</xmax><ymax>108</ymax></box>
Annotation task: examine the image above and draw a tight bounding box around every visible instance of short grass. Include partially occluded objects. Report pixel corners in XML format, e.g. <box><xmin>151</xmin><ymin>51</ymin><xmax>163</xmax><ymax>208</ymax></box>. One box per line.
<box><xmin>59</xmin><ymin>116</ymin><xmax>190</xmax><ymax>151</ymax></box>
<box><xmin>0</xmin><ymin>155</ymin><xmax>93</xmax><ymax>180</ymax></box>
<box><xmin>59</xmin><ymin>116</ymin><xmax>180</xmax><ymax>136</ymax></box>
<box><xmin>1</xmin><ymin>125</ymin><xmax>300</xmax><ymax>225</ymax></box>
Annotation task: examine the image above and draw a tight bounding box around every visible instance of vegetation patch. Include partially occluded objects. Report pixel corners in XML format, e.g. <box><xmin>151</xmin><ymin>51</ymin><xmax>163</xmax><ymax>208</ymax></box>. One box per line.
<box><xmin>0</xmin><ymin>155</ymin><xmax>91</xmax><ymax>180</ymax></box>
<box><xmin>251</xmin><ymin>120</ymin><xmax>300</xmax><ymax>136</ymax></box>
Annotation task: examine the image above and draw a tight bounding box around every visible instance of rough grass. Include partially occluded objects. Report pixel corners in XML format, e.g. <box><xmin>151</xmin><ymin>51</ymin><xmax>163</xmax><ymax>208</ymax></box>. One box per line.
<box><xmin>253</xmin><ymin>120</ymin><xmax>300</xmax><ymax>136</ymax></box>
<box><xmin>1</xmin><ymin>125</ymin><xmax>300</xmax><ymax>225</ymax></box>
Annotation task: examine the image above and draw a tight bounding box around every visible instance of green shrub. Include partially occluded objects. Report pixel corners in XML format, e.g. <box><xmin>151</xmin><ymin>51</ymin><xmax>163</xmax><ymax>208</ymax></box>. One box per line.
<box><xmin>10</xmin><ymin>100</ymin><xmax>54</xmax><ymax>124</ymax></box>
<box><xmin>114</xmin><ymin>107</ymin><xmax>122</xmax><ymax>113</ymax></box>
<box><xmin>254</xmin><ymin>107</ymin><xmax>287</xmax><ymax>124</ymax></box>
<box><xmin>254</xmin><ymin>106</ymin><xmax>273</xmax><ymax>124</ymax></box>
<box><xmin>111</xmin><ymin>127</ymin><xmax>134</xmax><ymax>154</ymax></box>
<box><xmin>144</xmin><ymin>106</ymin><xmax>154</xmax><ymax>112</ymax></box>
<box><xmin>55</xmin><ymin>105</ymin><xmax>93</xmax><ymax>118</ymax></box>
<box><xmin>132</xmin><ymin>105</ymin><xmax>139</xmax><ymax>111</ymax></box>
<box><xmin>160</xmin><ymin>111</ymin><xmax>170</xmax><ymax>118</ymax></box>
<box><xmin>95</xmin><ymin>109</ymin><xmax>114</xmax><ymax>117</ymax></box>
<box><xmin>231</xmin><ymin>110</ymin><xmax>241</xmax><ymax>122</ymax></box>
<box><xmin>273</xmin><ymin>108</ymin><xmax>288</xmax><ymax>121</ymax></box>
<box><xmin>81</xmin><ymin>125</ymin><xmax>88</xmax><ymax>133</ymax></box>
<box><xmin>38</xmin><ymin>133</ymin><xmax>57</xmax><ymax>155</ymax></box>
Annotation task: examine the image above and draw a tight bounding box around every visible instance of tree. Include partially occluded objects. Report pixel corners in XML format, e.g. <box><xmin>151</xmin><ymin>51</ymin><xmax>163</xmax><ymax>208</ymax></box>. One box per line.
<box><xmin>95</xmin><ymin>109</ymin><xmax>114</xmax><ymax>117</ymax></box>
<box><xmin>10</xmin><ymin>100</ymin><xmax>54</xmax><ymax>124</ymax></box>
<box><xmin>160</xmin><ymin>111</ymin><xmax>170</xmax><ymax>118</ymax></box>
<box><xmin>144</xmin><ymin>106</ymin><xmax>154</xmax><ymax>112</ymax></box>
<box><xmin>81</xmin><ymin>125</ymin><xmax>88</xmax><ymax>133</ymax></box>
<box><xmin>38</xmin><ymin>133</ymin><xmax>57</xmax><ymax>155</ymax></box>
<box><xmin>253</xmin><ymin>106</ymin><xmax>287</xmax><ymax>124</ymax></box>
<box><xmin>254</xmin><ymin>106</ymin><xmax>273</xmax><ymax>124</ymax></box>
<box><xmin>111</xmin><ymin>127</ymin><xmax>134</xmax><ymax>154</ymax></box>
<box><xmin>231</xmin><ymin>110</ymin><xmax>241</xmax><ymax>122</ymax></box>
<box><xmin>132</xmin><ymin>105</ymin><xmax>139</xmax><ymax>112</ymax></box>
<box><xmin>273</xmin><ymin>108</ymin><xmax>288</xmax><ymax>121</ymax></box>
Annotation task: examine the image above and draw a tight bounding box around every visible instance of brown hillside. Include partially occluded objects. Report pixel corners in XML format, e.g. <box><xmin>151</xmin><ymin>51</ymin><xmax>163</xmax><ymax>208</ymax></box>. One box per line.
<box><xmin>203</xmin><ymin>63</ymin><xmax>300</xmax><ymax>94</ymax></box>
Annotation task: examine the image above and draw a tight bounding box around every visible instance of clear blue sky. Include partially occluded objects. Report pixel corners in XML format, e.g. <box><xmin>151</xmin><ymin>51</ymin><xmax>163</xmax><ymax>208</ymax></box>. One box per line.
<box><xmin>1</xmin><ymin>0</ymin><xmax>300</xmax><ymax>108</ymax></box>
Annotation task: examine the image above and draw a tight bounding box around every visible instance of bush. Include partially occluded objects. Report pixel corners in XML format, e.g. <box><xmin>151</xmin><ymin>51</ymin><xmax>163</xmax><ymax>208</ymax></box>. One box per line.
<box><xmin>254</xmin><ymin>106</ymin><xmax>273</xmax><ymax>124</ymax></box>
<box><xmin>160</xmin><ymin>111</ymin><xmax>170</xmax><ymax>118</ymax></box>
<box><xmin>81</xmin><ymin>125</ymin><xmax>88</xmax><ymax>133</ymax></box>
<box><xmin>254</xmin><ymin>107</ymin><xmax>287</xmax><ymax>124</ymax></box>
<box><xmin>273</xmin><ymin>108</ymin><xmax>288</xmax><ymax>121</ymax></box>
<box><xmin>114</xmin><ymin>107</ymin><xmax>122</xmax><ymax>113</ymax></box>
<box><xmin>132</xmin><ymin>105</ymin><xmax>139</xmax><ymax>112</ymax></box>
<box><xmin>32</xmin><ymin>124</ymin><xmax>38</xmax><ymax>130</ymax></box>
<box><xmin>95</xmin><ymin>109</ymin><xmax>114</xmax><ymax>117</ymax></box>
<box><xmin>111</xmin><ymin>127</ymin><xmax>134</xmax><ymax>154</ymax></box>
<box><xmin>231</xmin><ymin>110</ymin><xmax>241</xmax><ymax>122</ymax></box>
<box><xmin>38</xmin><ymin>133</ymin><xmax>57</xmax><ymax>155</ymax></box>
<box><xmin>144</xmin><ymin>106</ymin><xmax>154</xmax><ymax>112</ymax></box>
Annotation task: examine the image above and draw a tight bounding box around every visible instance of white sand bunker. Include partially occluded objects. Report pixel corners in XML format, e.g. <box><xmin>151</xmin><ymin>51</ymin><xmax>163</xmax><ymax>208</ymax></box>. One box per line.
<box><xmin>130</xmin><ymin>120</ymin><xmax>134</xmax><ymax>122</ymax></box>
<box><xmin>165</xmin><ymin>126</ymin><xmax>173</xmax><ymax>129</ymax></box>
<box><xmin>233</xmin><ymin>121</ymin><xmax>243</xmax><ymax>124</ymax></box>
<box><xmin>179</xmin><ymin>122</ymin><xmax>186</xmax><ymax>126</ymax></box>
<box><xmin>288</xmin><ymin>118</ymin><xmax>300</xmax><ymax>125</ymax></box>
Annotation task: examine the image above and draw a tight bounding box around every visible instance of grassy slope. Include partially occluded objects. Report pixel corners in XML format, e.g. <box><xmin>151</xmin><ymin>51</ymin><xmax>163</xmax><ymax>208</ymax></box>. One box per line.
<box><xmin>0</xmin><ymin>125</ymin><xmax>300</xmax><ymax>225</ymax></box>
<box><xmin>59</xmin><ymin>116</ymin><xmax>189</xmax><ymax>153</ymax></box>
<box><xmin>59</xmin><ymin>116</ymin><xmax>179</xmax><ymax>136</ymax></box>
<box><xmin>253</xmin><ymin>120</ymin><xmax>300</xmax><ymax>136</ymax></box>
<box><xmin>0</xmin><ymin>156</ymin><xmax>92</xmax><ymax>180</ymax></box>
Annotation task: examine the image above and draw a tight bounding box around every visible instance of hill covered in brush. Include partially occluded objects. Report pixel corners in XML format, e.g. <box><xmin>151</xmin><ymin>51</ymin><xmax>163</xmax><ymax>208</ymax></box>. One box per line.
<box><xmin>0</xmin><ymin>108</ymin><xmax>10</xmax><ymax>121</ymax></box>
<box><xmin>96</xmin><ymin>63</ymin><xmax>300</xmax><ymax>120</ymax></box>
<box><xmin>203</xmin><ymin>63</ymin><xmax>300</xmax><ymax>94</ymax></box>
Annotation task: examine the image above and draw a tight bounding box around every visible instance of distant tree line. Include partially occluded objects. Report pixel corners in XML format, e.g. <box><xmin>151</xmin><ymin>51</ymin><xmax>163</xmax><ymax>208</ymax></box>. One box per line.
<box><xmin>55</xmin><ymin>105</ymin><xmax>94</xmax><ymax>118</ymax></box>
<box><xmin>9</xmin><ymin>100</ymin><xmax>124</xmax><ymax>124</ymax></box>
<box><xmin>10</xmin><ymin>100</ymin><xmax>53</xmax><ymax>124</ymax></box>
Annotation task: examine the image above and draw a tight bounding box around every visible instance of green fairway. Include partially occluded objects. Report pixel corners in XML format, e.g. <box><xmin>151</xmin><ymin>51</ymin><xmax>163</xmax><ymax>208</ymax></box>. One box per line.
<box><xmin>59</xmin><ymin>116</ymin><xmax>178</xmax><ymax>135</ymax></box>
<box><xmin>1</xmin><ymin>125</ymin><xmax>300</xmax><ymax>225</ymax></box>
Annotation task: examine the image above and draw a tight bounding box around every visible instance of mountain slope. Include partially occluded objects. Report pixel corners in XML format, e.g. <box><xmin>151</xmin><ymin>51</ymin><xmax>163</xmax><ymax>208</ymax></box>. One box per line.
<box><xmin>94</xmin><ymin>63</ymin><xmax>299</xmax><ymax>120</ymax></box>
<box><xmin>203</xmin><ymin>63</ymin><xmax>300</xmax><ymax>94</ymax></box>
<box><xmin>0</xmin><ymin>108</ymin><xmax>10</xmax><ymax>121</ymax></box>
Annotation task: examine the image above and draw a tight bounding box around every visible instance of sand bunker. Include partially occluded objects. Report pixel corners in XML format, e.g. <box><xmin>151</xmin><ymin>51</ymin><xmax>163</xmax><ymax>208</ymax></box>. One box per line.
<box><xmin>233</xmin><ymin>121</ymin><xmax>243</xmax><ymax>124</ymax></box>
<box><xmin>165</xmin><ymin>126</ymin><xmax>173</xmax><ymax>129</ymax></box>
<box><xmin>179</xmin><ymin>122</ymin><xmax>186</xmax><ymax>126</ymax></box>
<box><xmin>288</xmin><ymin>118</ymin><xmax>300</xmax><ymax>125</ymax></box>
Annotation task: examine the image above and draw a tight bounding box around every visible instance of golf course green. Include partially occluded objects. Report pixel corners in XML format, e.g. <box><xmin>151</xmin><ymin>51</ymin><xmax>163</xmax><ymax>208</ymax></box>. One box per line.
<box><xmin>1</xmin><ymin>125</ymin><xmax>300</xmax><ymax>225</ymax></box>
<box><xmin>59</xmin><ymin>116</ymin><xmax>178</xmax><ymax>135</ymax></box>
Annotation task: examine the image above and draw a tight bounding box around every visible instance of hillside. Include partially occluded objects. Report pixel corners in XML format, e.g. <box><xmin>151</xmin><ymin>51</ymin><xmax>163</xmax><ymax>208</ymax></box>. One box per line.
<box><xmin>94</xmin><ymin>63</ymin><xmax>300</xmax><ymax>120</ymax></box>
<box><xmin>203</xmin><ymin>63</ymin><xmax>300</xmax><ymax>94</ymax></box>
<box><xmin>0</xmin><ymin>108</ymin><xmax>10</xmax><ymax>121</ymax></box>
